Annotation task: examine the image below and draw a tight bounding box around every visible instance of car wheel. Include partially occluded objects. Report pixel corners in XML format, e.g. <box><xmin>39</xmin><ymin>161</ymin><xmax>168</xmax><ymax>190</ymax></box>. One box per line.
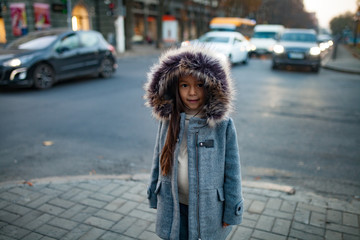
<box><xmin>99</xmin><ymin>57</ymin><xmax>114</xmax><ymax>78</ymax></box>
<box><xmin>242</xmin><ymin>54</ymin><xmax>249</xmax><ymax>64</ymax></box>
<box><xmin>32</xmin><ymin>63</ymin><xmax>55</xmax><ymax>89</ymax></box>
<box><xmin>272</xmin><ymin>62</ymin><xmax>278</xmax><ymax>70</ymax></box>
<box><xmin>311</xmin><ymin>65</ymin><xmax>320</xmax><ymax>73</ymax></box>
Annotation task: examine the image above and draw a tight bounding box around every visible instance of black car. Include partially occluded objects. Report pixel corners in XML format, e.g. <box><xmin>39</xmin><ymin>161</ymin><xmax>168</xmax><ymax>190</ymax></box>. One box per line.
<box><xmin>272</xmin><ymin>29</ymin><xmax>321</xmax><ymax>72</ymax></box>
<box><xmin>0</xmin><ymin>29</ymin><xmax>117</xmax><ymax>89</ymax></box>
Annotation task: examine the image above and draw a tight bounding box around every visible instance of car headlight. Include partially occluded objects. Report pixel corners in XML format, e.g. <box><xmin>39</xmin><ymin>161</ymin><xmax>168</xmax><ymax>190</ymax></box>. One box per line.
<box><xmin>3</xmin><ymin>55</ymin><xmax>35</xmax><ymax>67</ymax></box>
<box><xmin>273</xmin><ymin>44</ymin><xmax>284</xmax><ymax>54</ymax></box>
<box><xmin>310</xmin><ymin>47</ymin><xmax>321</xmax><ymax>56</ymax></box>
<box><xmin>250</xmin><ymin>44</ymin><xmax>256</xmax><ymax>51</ymax></box>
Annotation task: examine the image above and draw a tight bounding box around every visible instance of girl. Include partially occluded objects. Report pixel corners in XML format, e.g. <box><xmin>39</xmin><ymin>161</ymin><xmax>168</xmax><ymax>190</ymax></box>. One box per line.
<box><xmin>145</xmin><ymin>46</ymin><xmax>243</xmax><ymax>240</ymax></box>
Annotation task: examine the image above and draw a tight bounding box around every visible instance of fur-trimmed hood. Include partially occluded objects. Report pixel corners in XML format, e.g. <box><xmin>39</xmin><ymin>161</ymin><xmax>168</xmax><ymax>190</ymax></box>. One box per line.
<box><xmin>144</xmin><ymin>46</ymin><xmax>235</xmax><ymax>126</ymax></box>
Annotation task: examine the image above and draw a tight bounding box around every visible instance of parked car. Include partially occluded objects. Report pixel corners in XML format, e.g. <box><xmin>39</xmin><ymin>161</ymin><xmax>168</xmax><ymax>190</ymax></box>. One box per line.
<box><xmin>0</xmin><ymin>29</ymin><xmax>117</xmax><ymax>89</ymax></box>
<box><xmin>272</xmin><ymin>29</ymin><xmax>321</xmax><ymax>72</ymax></box>
<box><xmin>249</xmin><ymin>24</ymin><xmax>285</xmax><ymax>56</ymax></box>
<box><xmin>181</xmin><ymin>31</ymin><xmax>250</xmax><ymax>64</ymax></box>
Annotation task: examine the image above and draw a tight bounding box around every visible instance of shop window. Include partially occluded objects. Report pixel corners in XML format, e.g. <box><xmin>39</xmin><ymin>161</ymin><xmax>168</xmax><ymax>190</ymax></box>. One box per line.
<box><xmin>72</xmin><ymin>5</ymin><xmax>89</xmax><ymax>31</ymax></box>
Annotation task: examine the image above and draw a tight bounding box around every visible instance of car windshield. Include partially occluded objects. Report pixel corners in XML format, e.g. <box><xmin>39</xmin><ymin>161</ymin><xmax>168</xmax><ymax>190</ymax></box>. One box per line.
<box><xmin>253</xmin><ymin>32</ymin><xmax>277</xmax><ymax>39</ymax></box>
<box><xmin>6</xmin><ymin>35</ymin><xmax>58</xmax><ymax>50</ymax></box>
<box><xmin>280</xmin><ymin>33</ymin><xmax>317</xmax><ymax>42</ymax></box>
<box><xmin>198</xmin><ymin>36</ymin><xmax>230</xmax><ymax>43</ymax></box>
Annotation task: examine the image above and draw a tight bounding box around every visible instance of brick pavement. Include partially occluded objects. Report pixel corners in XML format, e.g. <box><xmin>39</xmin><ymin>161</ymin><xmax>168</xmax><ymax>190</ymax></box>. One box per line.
<box><xmin>0</xmin><ymin>176</ymin><xmax>359</xmax><ymax>240</ymax></box>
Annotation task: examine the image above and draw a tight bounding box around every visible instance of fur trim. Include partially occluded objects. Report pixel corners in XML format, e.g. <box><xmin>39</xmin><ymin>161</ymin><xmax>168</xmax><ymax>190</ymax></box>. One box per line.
<box><xmin>144</xmin><ymin>46</ymin><xmax>235</xmax><ymax>125</ymax></box>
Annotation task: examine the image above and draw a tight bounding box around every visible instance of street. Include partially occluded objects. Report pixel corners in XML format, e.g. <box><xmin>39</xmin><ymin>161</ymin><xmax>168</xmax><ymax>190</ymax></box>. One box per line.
<box><xmin>0</xmin><ymin>54</ymin><xmax>359</xmax><ymax>199</ymax></box>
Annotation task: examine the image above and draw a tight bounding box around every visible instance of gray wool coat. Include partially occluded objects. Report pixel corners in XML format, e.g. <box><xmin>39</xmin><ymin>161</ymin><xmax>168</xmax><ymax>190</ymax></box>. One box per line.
<box><xmin>144</xmin><ymin>47</ymin><xmax>244</xmax><ymax>240</ymax></box>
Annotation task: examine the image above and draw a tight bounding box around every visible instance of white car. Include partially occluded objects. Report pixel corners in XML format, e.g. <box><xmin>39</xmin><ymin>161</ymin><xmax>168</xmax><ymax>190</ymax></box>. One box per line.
<box><xmin>181</xmin><ymin>31</ymin><xmax>250</xmax><ymax>64</ymax></box>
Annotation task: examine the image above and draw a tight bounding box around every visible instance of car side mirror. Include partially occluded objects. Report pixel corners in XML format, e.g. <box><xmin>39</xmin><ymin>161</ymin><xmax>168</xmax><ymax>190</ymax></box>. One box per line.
<box><xmin>56</xmin><ymin>46</ymin><xmax>70</xmax><ymax>54</ymax></box>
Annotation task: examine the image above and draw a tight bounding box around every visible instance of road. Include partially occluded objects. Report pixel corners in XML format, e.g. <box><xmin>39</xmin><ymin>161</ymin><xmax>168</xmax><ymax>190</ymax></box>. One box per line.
<box><xmin>0</xmin><ymin>55</ymin><xmax>359</xmax><ymax>199</ymax></box>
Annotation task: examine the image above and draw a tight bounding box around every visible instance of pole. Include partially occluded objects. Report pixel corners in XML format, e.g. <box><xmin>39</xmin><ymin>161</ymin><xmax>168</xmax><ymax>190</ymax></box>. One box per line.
<box><xmin>67</xmin><ymin>0</ymin><xmax>72</xmax><ymax>30</ymax></box>
<box><xmin>115</xmin><ymin>0</ymin><xmax>125</xmax><ymax>53</ymax></box>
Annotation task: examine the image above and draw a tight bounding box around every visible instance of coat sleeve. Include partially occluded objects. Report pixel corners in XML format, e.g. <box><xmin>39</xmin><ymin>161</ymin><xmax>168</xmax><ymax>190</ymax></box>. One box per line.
<box><xmin>223</xmin><ymin>118</ymin><xmax>244</xmax><ymax>225</ymax></box>
<box><xmin>147</xmin><ymin>121</ymin><xmax>162</xmax><ymax>209</ymax></box>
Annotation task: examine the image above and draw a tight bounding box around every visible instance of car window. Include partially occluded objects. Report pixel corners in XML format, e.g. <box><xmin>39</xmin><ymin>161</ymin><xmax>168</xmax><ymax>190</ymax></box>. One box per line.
<box><xmin>253</xmin><ymin>32</ymin><xmax>277</xmax><ymax>39</ymax></box>
<box><xmin>7</xmin><ymin>35</ymin><xmax>57</xmax><ymax>50</ymax></box>
<box><xmin>280</xmin><ymin>33</ymin><xmax>317</xmax><ymax>42</ymax></box>
<box><xmin>199</xmin><ymin>36</ymin><xmax>230</xmax><ymax>43</ymax></box>
<box><xmin>234</xmin><ymin>38</ymin><xmax>242</xmax><ymax>44</ymax></box>
<box><xmin>55</xmin><ymin>34</ymin><xmax>80</xmax><ymax>52</ymax></box>
<box><xmin>79</xmin><ymin>32</ymin><xmax>99</xmax><ymax>47</ymax></box>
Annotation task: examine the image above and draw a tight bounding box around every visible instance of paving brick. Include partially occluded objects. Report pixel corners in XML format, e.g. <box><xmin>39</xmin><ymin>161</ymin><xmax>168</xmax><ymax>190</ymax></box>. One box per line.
<box><xmin>248</xmin><ymin>200</ymin><xmax>265</xmax><ymax>214</ymax></box>
<box><xmin>90</xmin><ymin>193</ymin><xmax>115</xmax><ymax>203</ymax></box>
<box><xmin>24</xmin><ymin>213</ymin><xmax>53</xmax><ymax>231</ymax></box>
<box><xmin>292</xmin><ymin>221</ymin><xmax>324</xmax><ymax>236</ymax></box>
<box><xmin>109</xmin><ymin>186</ymin><xmax>130</xmax><ymax>197</ymax></box>
<box><xmin>122</xmin><ymin>192</ymin><xmax>146</xmax><ymax>203</ymax></box>
<box><xmin>343</xmin><ymin>233</ymin><xmax>360</xmax><ymax>240</ymax></box>
<box><xmin>129</xmin><ymin>209</ymin><xmax>156</xmax><ymax>222</ymax></box>
<box><xmin>41</xmin><ymin>237</ymin><xmax>57</xmax><ymax>240</ymax></box>
<box><xmin>124</xmin><ymin>219</ymin><xmax>151</xmax><ymax>238</ymax></box>
<box><xmin>4</xmin><ymin>204</ymin><xmax>32</xmax><ymax>216</ymax></box>
<box><xmin>60</xmin><ymin>188</ymin><xmax>83</xmax><ymax>200</ymax></box>
<box><xmin>48</xmin><ymin>183</ymin><xmax>73</xmax><ymax>192</ymax></box>
<box><xmin>16</xmin><ymin>191</ymin><xmax>43</xmax><ymax>205</ymax></box>
<box><xmin>85</xmin><ymin>216</ymin><xmax>115</xmax><ymax>229</ymax></box>
<box><xmin>98</xmin><ymin>183</ymin><xmax>119</xmax><ymax>194</ymax></box>
<box><xmin>251</xmin><ymin>229</ymin><xmax>286</xmax><ymax>240</ymax></box>
<box><xmin>229</xmin><ymin>226</ymin><xmax>253</xmax><ymax>240</ymax></box>
<box><xmin>9</xmin><ymin>187</ymin><xmax>34</xmax><ymax>197</ymax></box>
<box><xmin>255</xmin><ymin>215</ymin><xmax>274</xmax><ymax>231</ymax></box>
<box><xmin>77</xmin><ymin>183</ymin><xmax>102</xmax><ymax>192</ymax></box>
<box><xmin>71</xmin><ymin>207</ymin><xmax>98</xmax><ymax>222</ymax></box>
<box><xmin>241</xmin><ymin>217</ymin><xmax>257</xmax><ymax>228</ymax></box>
<box><xmin>262</xmin><ymin>208</ymin><xmax>293</xmax><ymax>220</ymax></box>
<box><xmin>136</xmin><ymin>203</ymin><xmax>157</xmax><ymax>214</ymax></box>
<box><xmin>38</xmin><ymin>203</ymin><xmax>65</xmax><ymax>215</ymax></box>
<box><xmin>111</xmin><ymin>216</ymin><xmax>137</xmax><ymax>234</ymax></box>
<box><xmin>128</xmin><ymin>184</ymin><xmax>146</xmax><ymax>195</ymax></box>
<box><xmin>48</xmin><ymin>217</ymin><xmax>79</xmax><ymax>230</ymax></box>
<box><xmin>59</xmin><ymin>204</ymin><xmax>86</xmax><ymax>219</ymax></box>
<box><xmin>26</xmin><ymin>195</ymin><xmax>54</xmax><ymax>208</ymax></box>
<box><xmin>326</xmin><ymin>222</ymin><xmax>360</xmax><ymax>236</ymax></box>
<box><xmin>36</xmin><ymin>224</ymin><xmax>68</xmax><ymax>238</ymax></box>
<box><xmin>310</xmin><ymin>212</ymin><xmax>326</xmax><ymax>227</ymax></box>
<box><xmin>22</xmin><ymin>232</ymin><xmax>44</xmax><ymax>240</ymax></box>
<box><xmin>327</xmin><ymin>209</ymin><xmax>342</xmax><ymax>224</ymax></box>
<box><xmin>116</xmin><ymin>201</ymin><xmax>139</xmax><ymax>215</ymax></box>
<box><xmin>39</xmin><ymin>187</ymin><xmax>62</xmax><ymax>196</ymax></box>
<box><xmin>0</xmin><ymin>224</ymin><xmax>30</xmax><ymax>238</ymax></box>
<box><xmin>104</xmin><ymin>198</ymin><xmax>126</xmax><ymax>211</ymax></box>
<box><xmin>94</xmin><ymin>209</ymin><xmax>123</xmax><ymax>222</ymax></box>
<box><xmin>0</xmin><ymin>210</ymin><xmax>20</xmax><ymax>223</ymax></box>
<box><xmin>78</xmin><ymin>227</ymin><xmax>106</xmax><ymax>240</ymax></box>
<box><xmin>294</xmin><ymin>208</ymin><xmax>310</xmax><ymax>224</ymax></box>
<box><xmin>244</xmin><ymin>193</ymin><xmax>269</xmax><ymax>202</ymax></box>
<box><xmin>81</xmin><ymin>198</ymin><xmax>107</xmax><ymax>208</ymax></box>
<box><xmin>48</xmin><ymin>198</ymin><xmax>75</xmax><ymax>209</ymax></box>
<box><xmin>297</xmin><ymin>202</ymin><xmax>326</xmax><ymax>214</ymax></box>
<box><xmin>12</xmin><ymin>210</ymin><xmax>43</xmax><ymax>227</ymax></box>
<box><xmin>70</xmin><ymin>190</ymin><xmax>93</xmax><ymax>202</ymax></box>
<box><xmin>0</xmin><ymin>221</ymin><xmax>8</xmax><ymax>228</ymax></box>
<box><xmin>147</xmin><ymin>222</ymin><xmax>156</xmax><ymax>232</ymax></box>
<box><xmin>272</xmin><ymin>218</ymin><xmax>291</xmax><ymax>236</ymax></box>
<box><xmin>289</xmin><ymin>229</ymin><xmax>323</xmax><ymax>240</ymax></box>
<box><xmin>0</xmin><ymin>234</ymin><xmax>16</xmax><ymax>240</ymax></box>
<box><xmin>280</xmin><ymin>200</ymin><xmax>296</xmax><ymax>213</ymax></box>
<box><xmin>0</xmin><ymin>192</ymin><xmax>21</xmax><ymax>202</ymax></box>
<box><xmin>61</xmin><ymin>224</ymin><xmax>91</xmax><ymax>240</ymax></box>
<box><xmin>99</xmin><ymin>231</ymin><xmax>133</xmax><ymax>240</ymax></box>
<box><xmin>138</xmin><ymin>230</ymin><xmax>161</xmax><ymax>240</ymax></box>
<box><xmin>0</xmin><ymin>200</ymin><xmax>9</xmax><ymax>209</ymax></box>
<box><xmin>325</xmin><ymin>230</ymin><xmax>342</xmax><ymax>240</ymax></box>
<box><xmin>343</xmin><ymin>212</ymin><xmax>359</xmax><ymax>227</ymax></box>
<box><xmin>266</xmin><ymin>198</ymin><xmax>282</xmax><ymax>210</ymax></box>
<box><xmin>243</xmin><ymin>212</ymin><xmax>260</xmax><ymax>221</ymax></box>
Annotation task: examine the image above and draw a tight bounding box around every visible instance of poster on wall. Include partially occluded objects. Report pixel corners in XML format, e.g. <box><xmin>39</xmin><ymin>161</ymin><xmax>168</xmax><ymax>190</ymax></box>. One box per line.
<box><xmin>10</xmin><ymin>3</ymin><xmax>28</xmax><ymax>36</ymax></box>
<box><xmin>34</xmin><ymin>3</ymin><xmax>51</xmax><ymax>30</ymax></box>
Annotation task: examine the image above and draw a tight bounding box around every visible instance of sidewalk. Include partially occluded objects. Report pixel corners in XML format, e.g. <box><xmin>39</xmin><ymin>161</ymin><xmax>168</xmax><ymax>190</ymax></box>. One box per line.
<box><xmin>321</xmin><ymin>44</ymin><xmax>360</xmax><ymax>75</ymax></box>
<box><xmin>0</xmin><ymin>174</ymin><xmax>359</xmax><ymax>240</ymax></box>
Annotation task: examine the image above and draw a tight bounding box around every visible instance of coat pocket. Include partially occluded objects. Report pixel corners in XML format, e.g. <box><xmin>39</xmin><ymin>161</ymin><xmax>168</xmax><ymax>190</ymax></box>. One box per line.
<box><xmin>155</xmin><ymin>181</ymin><xmax>173</xmax><ymax>239</ymax></box>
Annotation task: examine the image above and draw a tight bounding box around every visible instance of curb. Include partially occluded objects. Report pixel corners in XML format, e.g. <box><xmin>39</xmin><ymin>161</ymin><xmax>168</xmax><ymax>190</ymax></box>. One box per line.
<box><xmin>0</xmin><ymin>174</ymin><xmax>296</xmax><ymax>195</ymax></box>
<box><xmin>321</xmin><ymin>48</ymin><xmax>360</xmax><ymax>75</ymax></box>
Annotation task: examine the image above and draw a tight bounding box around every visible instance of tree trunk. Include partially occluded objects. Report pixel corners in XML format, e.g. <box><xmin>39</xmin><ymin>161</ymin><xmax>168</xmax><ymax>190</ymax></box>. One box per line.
<box><xmin>156</xmin><ymin>0</ymin><xmax>165</xmax><ymax>49</ymax></box>
<box><xmin>125</xmin><ymin>0</ymin><xmax>134</xmax><ymax>50</ymax></box>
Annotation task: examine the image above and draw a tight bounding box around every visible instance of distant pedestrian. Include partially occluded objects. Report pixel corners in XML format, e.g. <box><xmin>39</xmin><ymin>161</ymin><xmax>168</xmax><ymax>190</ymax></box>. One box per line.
<box><xmin>144</xmin><ymin>46</ymin><xmax>244</xmax><ymax>240</ymax></box>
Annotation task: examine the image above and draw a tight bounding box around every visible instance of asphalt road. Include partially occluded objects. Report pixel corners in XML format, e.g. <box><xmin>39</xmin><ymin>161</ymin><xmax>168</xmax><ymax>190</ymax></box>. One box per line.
<box><xmin>1</xmin><ymin>55</ymin><xmax>359</xmax><ymax>198</ymax></box>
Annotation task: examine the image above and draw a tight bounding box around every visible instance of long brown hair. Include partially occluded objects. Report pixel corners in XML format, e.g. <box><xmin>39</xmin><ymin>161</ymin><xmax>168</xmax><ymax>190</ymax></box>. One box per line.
<box><xmin>160</xmin><ymin>78</ymin><xmax>184</xmax><ymax>176</ymax></box>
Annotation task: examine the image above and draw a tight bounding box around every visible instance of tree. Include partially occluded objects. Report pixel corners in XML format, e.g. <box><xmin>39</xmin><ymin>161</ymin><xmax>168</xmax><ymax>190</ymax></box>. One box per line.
<box><xmin>330</xmin><ymin>12</ymin><xmax>354</xmax><ymax>37</ymax></box>
<box><xmin>220</xmin><ymin>0</ymin><xmax>262</xmax><ymax>18</ymax></box>
<box><xmin>124</xmin><ymin>0</ymin><xmax>134</xmax><ymax>50</ymax></box>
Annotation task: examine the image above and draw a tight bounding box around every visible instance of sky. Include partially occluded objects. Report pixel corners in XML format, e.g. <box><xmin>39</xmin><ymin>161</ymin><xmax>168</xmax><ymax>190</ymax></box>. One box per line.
<box><xmin>303</xmin><ymin>0</ymin><xmax>358</xmax><ymax>29</ymax></box>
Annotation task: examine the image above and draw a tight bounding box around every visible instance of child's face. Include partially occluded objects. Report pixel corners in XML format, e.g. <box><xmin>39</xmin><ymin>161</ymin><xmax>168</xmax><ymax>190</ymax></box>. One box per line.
<box><xmin>179</xmin><ymin>75</ymin><xmax>205</xmax><ymax>112</ymax></box>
